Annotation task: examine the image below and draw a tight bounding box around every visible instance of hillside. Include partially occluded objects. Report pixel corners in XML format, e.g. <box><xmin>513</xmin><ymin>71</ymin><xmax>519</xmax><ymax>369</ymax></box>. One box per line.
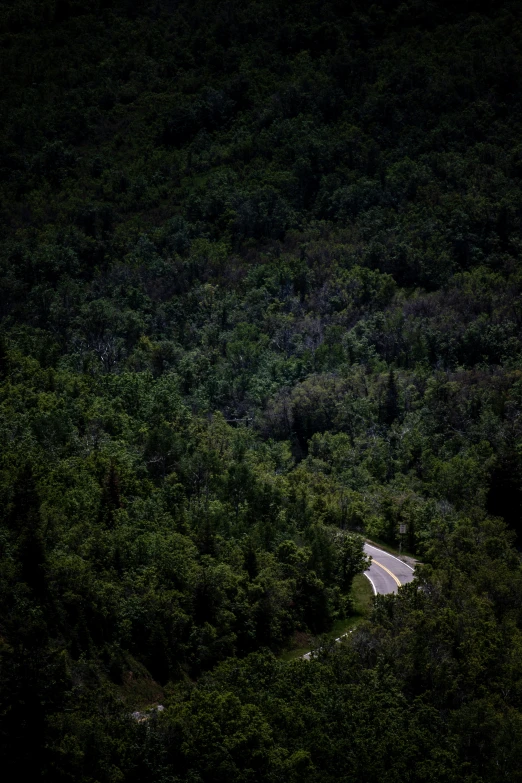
<box><xmin>1</xmin><ymin>1</ymin><xmax>522</xmax><ymax>780</ymax></box>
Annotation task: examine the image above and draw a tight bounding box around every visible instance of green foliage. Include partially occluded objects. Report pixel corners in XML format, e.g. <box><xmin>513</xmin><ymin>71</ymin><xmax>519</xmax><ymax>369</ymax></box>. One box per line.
<box><xmin>1</xmin><ymin>0</ymin><xmax>522</xmax><ymax>779</ymax></box>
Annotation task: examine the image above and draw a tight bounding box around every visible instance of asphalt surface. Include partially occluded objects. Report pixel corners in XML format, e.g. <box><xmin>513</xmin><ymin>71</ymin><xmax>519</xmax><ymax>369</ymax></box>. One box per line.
<box><xmin>363</xmin><ymin>542</ymin><xmax>415</xmax><ymax>595</ymax></box>
<box><xmin>301</xmin><ymin>543</ymin><xmax>416</xmax><ymax>659</ymax></box>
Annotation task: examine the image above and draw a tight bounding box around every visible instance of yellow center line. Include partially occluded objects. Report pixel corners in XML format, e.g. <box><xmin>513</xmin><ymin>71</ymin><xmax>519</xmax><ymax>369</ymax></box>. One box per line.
<box><xmin>371</xmin><ymin>559</ymin><xmax>402</xmax><ymax>588</ymax></box>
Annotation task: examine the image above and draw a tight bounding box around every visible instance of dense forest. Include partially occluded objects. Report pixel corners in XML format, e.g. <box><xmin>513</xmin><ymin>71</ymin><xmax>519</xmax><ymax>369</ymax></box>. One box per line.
<box><xmin>1</xmin><ymin>0</ymin><xmax>522</xmax><ymax>779</ymax></box>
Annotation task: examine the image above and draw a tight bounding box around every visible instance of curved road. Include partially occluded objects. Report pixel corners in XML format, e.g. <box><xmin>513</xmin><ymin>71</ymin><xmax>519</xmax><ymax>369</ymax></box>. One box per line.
<box><xmin>363</xmin><ymin>542</ymin><xmax>415</xmax><ymax>595</ymax></box>
<box><xmin>301</xmin><ymin>543</ymin><xmax>415</xmax><ymax>659</ymax></box>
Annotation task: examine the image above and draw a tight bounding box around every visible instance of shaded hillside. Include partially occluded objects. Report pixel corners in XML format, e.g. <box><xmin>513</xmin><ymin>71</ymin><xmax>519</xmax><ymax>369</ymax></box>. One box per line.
<box><xmin>1</xmin><ymin>1</ymin><xmax>522</xmax><ymax>780</ymax></box>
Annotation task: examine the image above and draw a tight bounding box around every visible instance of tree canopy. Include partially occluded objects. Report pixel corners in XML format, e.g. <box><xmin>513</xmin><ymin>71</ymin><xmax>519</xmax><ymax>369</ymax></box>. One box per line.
<box><xmin>1</xmin><ymin>0</ymin><xmax>522</xmax><ymax>780</ymax></box>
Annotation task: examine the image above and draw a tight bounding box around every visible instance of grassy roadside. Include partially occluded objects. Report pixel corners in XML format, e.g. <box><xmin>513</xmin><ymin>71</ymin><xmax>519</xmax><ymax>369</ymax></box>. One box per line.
<box><xmin>279</xmin><ymin>573</ymin><xmax>375</xmax><ymax>661</ymax></box>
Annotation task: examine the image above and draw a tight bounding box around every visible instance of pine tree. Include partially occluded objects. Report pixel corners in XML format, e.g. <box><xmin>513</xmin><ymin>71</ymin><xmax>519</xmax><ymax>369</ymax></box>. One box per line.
<box><xmin>382</xmin><ymin>368</ymin><xmax>399</xmax><ymax>426</ymax></box>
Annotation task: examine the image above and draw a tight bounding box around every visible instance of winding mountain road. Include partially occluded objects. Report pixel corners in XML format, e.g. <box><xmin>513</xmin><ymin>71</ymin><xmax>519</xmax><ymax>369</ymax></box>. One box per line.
<box><xmin>363</xmin><ymin>542</ymin><xmax>415</xmax><ymax>595</ymax></box>
<box><xmin>301</xmin><ymin>543</ymin><xmax>415</xmax><ymax>659</ymax></box>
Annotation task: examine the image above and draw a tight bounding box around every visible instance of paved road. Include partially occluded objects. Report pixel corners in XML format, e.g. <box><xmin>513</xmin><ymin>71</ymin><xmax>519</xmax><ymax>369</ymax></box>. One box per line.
<box><xmin>363</xmin><ymin>542</ymin><xmax>415</xmax><ymax>595</ymax></box>
<box><xmin>301</xmin><ymin>544</ymin><xmax>415</xmax><ymax>659</ymax></box>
